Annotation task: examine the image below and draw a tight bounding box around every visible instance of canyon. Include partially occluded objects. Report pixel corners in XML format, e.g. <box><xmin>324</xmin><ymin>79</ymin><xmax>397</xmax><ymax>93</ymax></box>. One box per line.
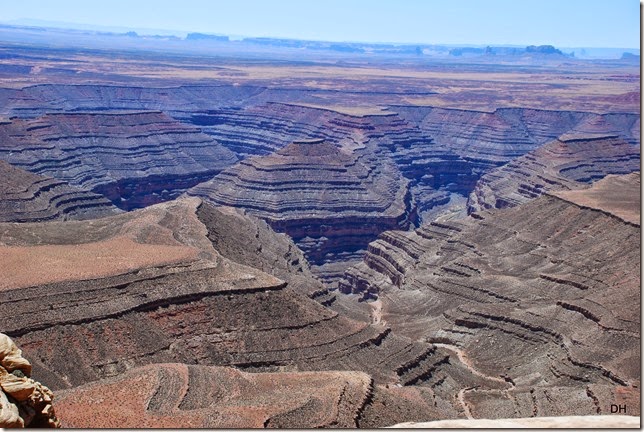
<box><xmin>339</xmin><ymin>172</ymin><xmax>640</xmax><ymax>419</ymax></box>
<box><xmin>0</xmin><ymin>31</ymin><xmax>640</xmax><ymax>428</ymax></box>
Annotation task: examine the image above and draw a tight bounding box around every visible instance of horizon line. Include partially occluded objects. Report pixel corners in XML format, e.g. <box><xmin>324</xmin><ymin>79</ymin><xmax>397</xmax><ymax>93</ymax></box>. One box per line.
<box><xmin>1</xmin><ymin>19</ymin><xmax>640</xmax><ymax>51</ymax></box>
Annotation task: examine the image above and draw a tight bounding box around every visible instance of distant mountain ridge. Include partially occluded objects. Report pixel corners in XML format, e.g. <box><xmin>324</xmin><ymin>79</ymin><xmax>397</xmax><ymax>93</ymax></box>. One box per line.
<box><xmin>0</xmin><ymin>21</ymin><xmax>638</xmax><ymax>59</ymax></box>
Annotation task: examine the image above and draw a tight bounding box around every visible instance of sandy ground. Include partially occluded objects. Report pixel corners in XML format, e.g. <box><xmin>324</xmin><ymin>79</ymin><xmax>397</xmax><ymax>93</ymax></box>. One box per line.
<box><xmin>0</xmin><ymin>236</ymin><xmax>198</xmax><ymax>290</ymax></box>
<box><xmin>551</xmin><ymin>173</ymin><xmax>640</xmax><ymax>225</ymax></box>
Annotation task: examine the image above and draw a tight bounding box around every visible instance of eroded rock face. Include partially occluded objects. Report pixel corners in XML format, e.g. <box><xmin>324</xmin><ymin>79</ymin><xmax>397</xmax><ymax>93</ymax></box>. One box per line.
<box><xmin>0</xmin><ymin>88</ymin><xmax>639</xmax><ymax>282</ymax></box>
<box><xmin>0</xmin><ymin>111</ymin><xmax>238</xmax><ymax>210</ymax></box>
<box><xmin>467</xmin><ymin>135</ymin><xmax>640</xmax><ymax>213</ymax></box>
<box><xmin>0</xmin><ymin>160</ymin><xmax>119</xmax><ymax>222</ymax></box>
<box><xmin>55</xmin><ymin>364</ymin><xmax>373</xmax><ymax>428</ymax></box>
<box><xmin>54</xmin><ymin>362</ymin><xmax>464</xmax><ymax>428</ymax></box>
<box><xmin>0</xmin><ymin>333</ymin><xmax>60</xmax><ymax>428</ymax></box>
<box><xmin>339</xmin><ymin>173</ymin><xmax>641</xmax><ymax>418</ymax></box>
<box><xmin>0</xmin><ymin>74</ymin><xmax>640</xmax><ymax>427</ymax></box>
<box><xmin>194</xmin><ymin>203</ymin><xmax>329</xmax><ymax>299</ymax></box>
<box><xmin>12</xmin><ymin>195</ymin><xmax>605</xmax><ymax>424</ymax></box>
<box><xmin>0</xmin><ymin>82</ymin><xmax>638</xmax><ymax>226</ymax></box>
<box><xmin>0</xmin><ymin>197</ymin><xmax>456</xmax><ymax>413</ymax></box>
<box><xmin>189</xmin><ymin>139</ymin><xmax>412</xmax><ymax>283</ymax></box>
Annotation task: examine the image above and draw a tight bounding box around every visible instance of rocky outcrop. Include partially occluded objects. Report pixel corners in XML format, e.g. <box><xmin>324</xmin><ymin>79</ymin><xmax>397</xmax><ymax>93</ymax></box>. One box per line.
<box><xmin>468</xmin><ymin>135</ymin><xmax>640</xmax><ymax>213</ymax></box>
<box><xmin>189</xmin><ymin>139</ymin><xmax>412</xmax><ymax>282</ymax></box>
<box><xmin>195</xmin><ymin>203</ymin><xmax>328</xmax><ymax>299</ymax></box>
<box><xmin>0</xmin><ymin>111</ymin><xmax>238</xmax><ymax>210</ymax></box>
<box><xmin>0</xmin><ymin>333</ymin><xmax>60</xmax><ymax>428</ymax></box>
<box><xmin>338</xmin><ymin>173</ymin><xmax>641</xmax><ymax>418</ymax></box>
<box><xmin>0</xmin><ymin>160</ymin><xmax>119</xmax><ymax>222</ymax></box>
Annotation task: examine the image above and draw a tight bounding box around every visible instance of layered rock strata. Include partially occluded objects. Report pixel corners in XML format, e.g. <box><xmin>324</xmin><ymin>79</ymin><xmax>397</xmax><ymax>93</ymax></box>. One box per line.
<box><xmin>0</xmin><ymin>111</ymin><xmax>238</xmax><ymax>209</ymax></box>
<box><xmin>55</xmin><ymin>364</ymin><xmax>375</xmax><ymax>428</ymax></box>
<box><xmin>190</xmin><ymin>103</ymin><xmax>639</xmax><ymax>225</ymax></box>
<box><xmin>0</xmin><ymin>160</ymin><xmax>119</xmax><ymax>222</ymax></box>
<box><xmin>194</xmin><ymin>203</ymin><xmax>328</xmax><ymax>299</ymax></box>
<box><xmin>468</xmin><ymin>134</ymin><xmax>640</xmax><ymax>213</ymax></box>
<box><xmin>394</xmin><ymin>106</ymin><xmax>641</xmax><ymax>153</ymax></box>
<box><xmin>54</xmin><ymin>362</ymin><xmax>472</xmax><ymax>428</ymax></box>
<box><xmin>189</xmin><ymin>139</ymin><xmax>412</xmax><ymax>282</ymax></box>
<box><xmin>0</xmin><ymin>197</ymin><xmax>458</xmax><ymax>410</ymax></box>
<box><xmin>1</xmin><ymin>86</ymin><xmax>639</xmax><ymax>233</ymax></box>
<box><xmin>339</xmin><ymin>173</ymin><xmax>641</xmax><ymax>418</ymax></box>
<box><xmin>0</xmin><ymin>333</ymin><xmax>60</xmax><ymax>428</ymax></box>
<box><xmin>0</xmin><ymin>84</ymin><xmax>266</xmax><ymax>119</ymax></box>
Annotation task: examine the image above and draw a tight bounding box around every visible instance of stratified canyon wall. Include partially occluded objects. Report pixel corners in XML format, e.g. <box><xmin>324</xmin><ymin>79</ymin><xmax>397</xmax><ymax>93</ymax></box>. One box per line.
<box><xmin>0</xmin><ymin>160</ymin><xmax>119</xmax><ymax>222</ymax></box>
<box><xmin>0</xmin><ymin>41</ymin><xmax>639</xmax><ymax>427</ymax></box>
<box><xmin>339</xmin><ymin>173</ymin><xmax>640</xmax><ymax>418</ymax></box>
<box><xmin>468</xmin><ymin>135</ymin><xmax>640</xmax><ymax>212</ymax></box>
<box><xmin>0</xmin><ymin>111</ymin><xmax>238</xmax><ymax>210</ymax></box>
<box><xmin>0</xmin><ymin>82</ymin><xmax>639</xmax><ymax>283</ymax></box>
<box><xmin>0</xmin><ymin>197</ymin><xmax>483</xmax><ymax>426</ymax></box>
<box><xmin>190</xmin><ymin>139</ymin><xmax>412</xmax><ymax>282</ymax></box>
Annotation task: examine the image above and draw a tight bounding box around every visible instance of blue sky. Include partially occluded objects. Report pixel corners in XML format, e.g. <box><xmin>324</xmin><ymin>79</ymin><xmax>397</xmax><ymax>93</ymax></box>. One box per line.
<box><xmin>2</xmin><ymin>0</ymin><xmax>640</xmax><ymax>48</ymax></box>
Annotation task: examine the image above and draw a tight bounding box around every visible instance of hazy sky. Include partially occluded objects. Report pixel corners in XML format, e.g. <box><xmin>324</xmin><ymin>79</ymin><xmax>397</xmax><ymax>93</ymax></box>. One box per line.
<box><xmin>2</xmin><ymin>0</ymin><xmax>640</xmax><ymax>47</ymax></box>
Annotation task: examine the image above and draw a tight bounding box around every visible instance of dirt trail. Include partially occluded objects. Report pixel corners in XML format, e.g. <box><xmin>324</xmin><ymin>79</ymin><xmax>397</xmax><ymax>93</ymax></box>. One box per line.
<box><xmin>435</xmin><ymin>343</ymin><xmax>515</xmax><ymax>419</ymax></box>
<box><xmin>434</xmin><ymin>343</ymin><xmax>511</xmax><ymax>386</ymax></box>
<box><xmin>370</xmin><ymin>299</ymin><xmax>385</xmax><ymax>325</ymax></box>
<box><xmin>457</xmin><ymin>388</ymin><xmax>475</xmax><ymax>419</ymax></box>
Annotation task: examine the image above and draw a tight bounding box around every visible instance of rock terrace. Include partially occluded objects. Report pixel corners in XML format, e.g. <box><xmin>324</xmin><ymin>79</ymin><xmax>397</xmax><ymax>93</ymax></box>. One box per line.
<box><xmin>0</xmin><ymin>111</ymin><xmax>238</xmax><ymax>210</ymax></box>
<box><xmin>190</xmin><ymin>139</ymin><xmax>411</xmax><ymax>282</ymax></box>
<box><xmin>0</xmin><ymin>160</ymin><xmax>119</xmax><ymax>222</ymax></box>
<box><xmin>339</xmin><ymin>173</ymin><xmax>640</xmax><ymax>418</ymax></box>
